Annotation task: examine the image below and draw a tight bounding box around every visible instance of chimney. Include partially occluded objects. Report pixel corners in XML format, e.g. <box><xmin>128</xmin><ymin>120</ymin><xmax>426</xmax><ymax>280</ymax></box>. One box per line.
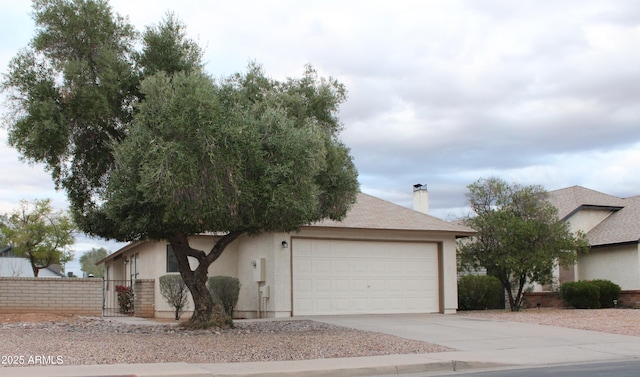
<box><xmin>413</xmin><ymin>184</ymin><xmax>429</xmax><ymax>214</ymax></box>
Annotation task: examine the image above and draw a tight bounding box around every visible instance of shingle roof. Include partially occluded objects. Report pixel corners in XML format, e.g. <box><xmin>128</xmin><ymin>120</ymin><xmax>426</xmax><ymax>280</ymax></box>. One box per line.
<box><xmin>547</xmin><ymin>186</ymin><xmax>639</xmax><ymax>247</ymax></box>
<box><xmin>310</xmin><ymin>192</ymin><xmax>475</xmax><ymax>236</ymax></box>
<box><xmin>587</xmin><ymin>196</ymin><xmax>640</xmax><ymax>246</ymax></box>
<box><xmin>547</xmin><ymin>186</ymin><xmax>626</xmax><ymax>220</ymax></box>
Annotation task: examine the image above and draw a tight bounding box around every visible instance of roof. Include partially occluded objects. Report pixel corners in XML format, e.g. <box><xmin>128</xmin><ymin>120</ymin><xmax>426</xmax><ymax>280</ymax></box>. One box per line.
<box><xmin>547</xmin><ymin>186</ymin><xmax>626</xmax><ymax>221</ymax></box>
<box><xmin>102</xmin><ymin>192</ymin><xmax>476</xmax><ymax>261</ymax></box>
<box><xmin>310</xmin><ymin>192</ymin><xmax>475</xmax><ymax>235</ymax></box>
<box><xmin>587</xmin><ymin>195</ymin><xmax>640</xmax><ymax>246</ymax></box>
<box><xmin>547</xmin><ymin>186</ymin><xmax>639</xmax><ymax>247</ymax></box>
<box><xmin>0</xmin><ymin>256</ymin><xmax>63</xmax><ymax>277</ymax></box>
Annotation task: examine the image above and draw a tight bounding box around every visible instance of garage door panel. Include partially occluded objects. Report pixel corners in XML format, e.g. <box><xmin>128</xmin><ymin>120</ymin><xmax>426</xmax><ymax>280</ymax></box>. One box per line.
<box><xmin>293</xmin><ymin>239</ymin><xmax>439</xmax><ymax>315</ymax></box>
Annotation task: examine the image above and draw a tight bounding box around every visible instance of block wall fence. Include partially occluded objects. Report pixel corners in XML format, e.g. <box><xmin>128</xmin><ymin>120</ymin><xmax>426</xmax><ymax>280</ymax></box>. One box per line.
<box><xmin>134</xmin><ymin>279</ymin><xmax>155</xmax><ymax>318</ymax></box>
<box><xmin>523</xmin><ymin>290</ymin><xmax>640</xmax><ymax>309</ymax></box>
<box><xmin>0</xmin><ymin>277</ymin><xmax>103</xmax><ymax>316</ymax></box>
<box><xmin>0</xmin><ymin>277</ymin><xmax>155</xmax><ymax>317</ymax></box>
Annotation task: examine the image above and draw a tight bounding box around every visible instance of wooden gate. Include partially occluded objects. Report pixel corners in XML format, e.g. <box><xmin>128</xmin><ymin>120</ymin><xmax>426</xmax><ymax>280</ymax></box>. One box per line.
<box><xmin>103</xmin><ymin>279</ymin><xmax>134</xmax><ymax>317</ymax></box>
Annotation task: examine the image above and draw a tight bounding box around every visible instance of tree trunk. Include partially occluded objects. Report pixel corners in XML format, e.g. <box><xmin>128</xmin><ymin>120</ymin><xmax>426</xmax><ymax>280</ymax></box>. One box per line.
<box><xmin>168</xmin><ymin>231</ymin><xmax>242</xmax><ymax>328</ymax></box>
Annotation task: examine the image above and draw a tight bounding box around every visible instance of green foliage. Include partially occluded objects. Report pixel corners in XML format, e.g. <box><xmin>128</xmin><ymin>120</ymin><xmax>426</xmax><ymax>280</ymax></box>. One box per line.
<box><xmin>115</xmin><ymin>285</ymin><xmax>134</xmax><ymax>314</ymax></box>
<box><xmin>3</xmin><ymin>0</ymin><xmax>138</xmax><ymax>236</ymax></box>
<box><xmin>560</xmin><ymin>281</ymin><xmax>601</xmax><ymax>309</ymax></box>
<box><xmin>590</xmin><ymin>279</ymin><xmax>621</xmax><ymax>308</ymax></box>
<box><xmin>0</xmin><ymin>199</ymin><xmax>75</xmax><ymax>276</ymax></box>
<box><xmin>457</xmin><ymin>275</ymin><xmax>503</xmax><ymax>310</ymax></box>
<box><xmin>159</xmin><ymin>274</ymin><xmax>190</xmax><ymax>320</ymax></box>
<box><xmin>3</xmin><ymin>1</ymin><xmax>359</xmax><ymax>329</ymax></box>
<box><xmin>207</xmin><ymin>276</ymin><xmax>240</xmax><ymax>318</ymax></box>
<box><xmin>458</xmin><ymin>177</ymin><xmax>590</xmax><ymax>312</ymax></box>
<box><xmin>79</xmin><ymin>247</ymin><xmax>108</xmax><ymax>277</ymax></box>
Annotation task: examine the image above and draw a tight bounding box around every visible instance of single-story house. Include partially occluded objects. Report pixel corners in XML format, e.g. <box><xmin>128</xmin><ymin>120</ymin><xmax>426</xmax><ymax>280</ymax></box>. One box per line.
<box><xmin>547</xmin><ymin>186</ymin><xmax>640</xmax><ymax>290</ymax></box>
<box><xmin>0</xmin><ymin>247</ymin><xmax>64</xmax><ymax>277</ymax></box>
<box><xmin>99</xmin><ymin>186</ymin><xmax>475</xmax><ymax>318</ymax></box>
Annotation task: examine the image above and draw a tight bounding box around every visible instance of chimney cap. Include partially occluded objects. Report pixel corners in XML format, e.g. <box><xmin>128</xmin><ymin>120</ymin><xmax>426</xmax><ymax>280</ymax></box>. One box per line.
<box><xmin>413</xmin><ymin>183</ymin><xmax>427</xmax><ymax>191</ymax></box>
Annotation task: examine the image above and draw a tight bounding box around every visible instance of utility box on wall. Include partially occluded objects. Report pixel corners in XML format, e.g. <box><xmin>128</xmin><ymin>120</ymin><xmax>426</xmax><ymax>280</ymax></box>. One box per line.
<box><xmin>252</xmin><ymin>258</ymin><xmax>265</xmax><ymax>282</ymax></box>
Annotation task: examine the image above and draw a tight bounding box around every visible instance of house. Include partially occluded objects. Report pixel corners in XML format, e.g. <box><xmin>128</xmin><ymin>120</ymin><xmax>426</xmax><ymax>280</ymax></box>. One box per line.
<box><xmin>547</xmin><ymin>186</ymin><xmax>640</xmax><ymax>290</ymax></box>
<box><xmin>99</xmin><ymin>186</ymin><xmax>475</xmax><ymax>318</ymax></box>
<box><xmin>0</xmin><ymin>247</ymin><xmax>64</xmax><ymax>277</ymax></box>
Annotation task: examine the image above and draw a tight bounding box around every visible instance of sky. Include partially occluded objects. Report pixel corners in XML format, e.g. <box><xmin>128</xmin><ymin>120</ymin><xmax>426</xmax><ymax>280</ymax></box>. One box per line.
<box><xmin>1</xmin><ymin>0</ymin><xmax>640</xmax><ymax>276</ymax></box>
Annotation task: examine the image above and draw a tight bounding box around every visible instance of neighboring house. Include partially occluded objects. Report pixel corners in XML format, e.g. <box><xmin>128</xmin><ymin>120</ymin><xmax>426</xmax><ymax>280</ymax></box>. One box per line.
<box><xmin>99</xmin><ymin>187</ymin><xmax>475</xmax><ymax>318</ymax></box>
<box><xmin>0</xmin><ymin>246</ymin><xmax>64</xmax><ymax>277</ymax></box>
<box><xmin>547</xmin><ymin>186</ymin><xmax>640</xmax><ymax>290</ymax></box>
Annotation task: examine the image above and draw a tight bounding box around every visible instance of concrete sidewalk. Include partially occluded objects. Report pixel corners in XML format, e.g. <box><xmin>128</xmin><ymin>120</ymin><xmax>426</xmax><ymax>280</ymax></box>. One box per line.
<box><xmin>2</xmin><ymin>314</ymin><xmax>640</xmax><ymax>377</ymax></box>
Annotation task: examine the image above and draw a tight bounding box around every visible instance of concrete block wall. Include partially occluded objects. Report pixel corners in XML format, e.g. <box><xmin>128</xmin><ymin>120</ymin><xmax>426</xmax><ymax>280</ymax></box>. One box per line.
<box><xmin>523</xmin><ymin>290</ymin><xmax>640</xmax><ymax>309</ymax></box>
<box><xmin>134</xmin><ymin>279</ymin><xmax>155</xmax><ymax>318</ymax></box>
<box><xmin>522</xmin><ymin>291</ymin><xmax>565</xmax><ymax>309</ymax></box>
<box><xmin>0</xmin><ymin>277</ymin><xmax>102</xmax><ymax>316</ymax></box>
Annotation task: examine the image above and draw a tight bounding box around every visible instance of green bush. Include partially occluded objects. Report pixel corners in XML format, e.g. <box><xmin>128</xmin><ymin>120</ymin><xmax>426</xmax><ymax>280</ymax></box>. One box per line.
<box><xmin>207</xmin><ymin>276</ymin><xmax>240</xmax><ymax>317</ymax></box>
<box><xmin>560</xmin><ymin>281</ymin><xmax>600</xmax><ymax>309</ymax></box>
<box><xmin>457</xmin><ymin>275</ymin><xmax>503</xmax><ymax>310</ymax></box>
<box><xmin>590</xmin><ymin>279</ymin><xmax>621</xmax><ymax>308</ymax></box>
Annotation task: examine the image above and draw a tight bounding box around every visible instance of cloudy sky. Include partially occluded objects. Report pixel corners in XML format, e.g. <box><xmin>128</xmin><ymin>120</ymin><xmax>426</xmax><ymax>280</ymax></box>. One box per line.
<box><xmin>2</xmin><ymin>0</ymin><xmax>640</xmax><ymax>275</ymax></box>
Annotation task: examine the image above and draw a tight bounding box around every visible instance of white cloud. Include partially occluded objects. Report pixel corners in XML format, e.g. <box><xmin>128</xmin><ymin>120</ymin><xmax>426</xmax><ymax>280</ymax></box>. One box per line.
<box><xmin>1</xmin><ymin>0</ymin><xmax>640</xmax><ymax>273</ymax></box>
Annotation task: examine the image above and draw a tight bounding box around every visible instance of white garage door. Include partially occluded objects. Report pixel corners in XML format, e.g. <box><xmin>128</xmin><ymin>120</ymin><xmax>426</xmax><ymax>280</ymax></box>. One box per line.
<box><xmin>292</xmin><ymin>238</ymin><xmax>439</xmax><ymax>316</ymax></box>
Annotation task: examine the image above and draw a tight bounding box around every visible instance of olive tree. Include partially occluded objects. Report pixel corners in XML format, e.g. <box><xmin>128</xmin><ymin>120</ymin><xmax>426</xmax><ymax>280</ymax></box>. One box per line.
<box><xmin>1</xmin><ymin>199</ymin><xmax>75</xmax><ymax>276</ymax></box>
<box><xmin>458</xmin><ymin>177</ymin><xmax>589</xmax><ymax>311</ymax></box>
<box><xmin>3</xmin><ymin>0</ymin><xmax>359</xmax><ymax>328</ymax></box>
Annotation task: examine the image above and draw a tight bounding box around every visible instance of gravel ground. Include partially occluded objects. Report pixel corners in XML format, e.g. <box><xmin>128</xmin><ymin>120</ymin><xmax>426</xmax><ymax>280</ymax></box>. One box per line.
<box><xmin>0</xmin><ymin>316</ymin><xmax>451</xmax><ymax>366</ymax></box>
<box><xmin>459</xmin><ymin>308</ymin><xmax>640</xmax><ymax>337</ymax></box>
<box><xmin>3</xmin><ymin>308</ymin><xmax>638</xmax><ymax>367</ymax></box>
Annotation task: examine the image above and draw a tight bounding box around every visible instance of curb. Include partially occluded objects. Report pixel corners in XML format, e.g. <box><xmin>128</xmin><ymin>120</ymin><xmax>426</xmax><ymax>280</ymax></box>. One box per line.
<box><xmin>0</xmin><ymin>360</ymin><xmax>511</xmax><ymax>377</ymax></box>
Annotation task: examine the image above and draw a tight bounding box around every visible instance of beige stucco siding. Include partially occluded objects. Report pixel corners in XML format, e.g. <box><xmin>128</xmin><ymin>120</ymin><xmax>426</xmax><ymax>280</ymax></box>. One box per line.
<box><xmin>565</xmin><ymin>209</ymin><xmax>616</xmax><ymax>234</ymax></box>
<box><xmin>578</xmin><ymin>244</ymin><xmax>640</xmax><ymax>290</ymax></box>
<box><xmin>109</xmin><ymin>237</ymin><xmax>239</xmax><ymax>318</ymax></box>
<box><xmin>104</xmin><ymin>227</ymin><xmax>461</xmax><ymax>318</ymax></box>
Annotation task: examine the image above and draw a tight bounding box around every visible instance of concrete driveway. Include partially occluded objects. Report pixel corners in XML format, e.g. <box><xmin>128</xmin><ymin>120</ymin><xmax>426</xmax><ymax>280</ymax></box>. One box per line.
<box><xmin>309</xmin><ymin>313</ymin><xmax>640</xmax><ymax>366</ymax></box>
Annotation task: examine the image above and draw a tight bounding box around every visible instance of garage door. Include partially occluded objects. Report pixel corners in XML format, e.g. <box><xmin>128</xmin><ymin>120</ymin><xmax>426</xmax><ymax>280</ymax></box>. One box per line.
<box><xmin>292</xmin><ymin>238</ymin><xmax>439</xmax><ymax>315</ymax></box>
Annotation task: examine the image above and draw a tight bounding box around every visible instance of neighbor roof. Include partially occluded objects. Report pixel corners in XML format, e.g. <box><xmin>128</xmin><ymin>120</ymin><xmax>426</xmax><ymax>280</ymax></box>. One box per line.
<box><xmin>311</xmin><ymin>192</ymin><xmax>475</xmax><ymax>236</ymax></box>
<box><xmin>547</xmin><ymin>186</ymin><xmax>639</xmax><ymax>247</ymax></box>
<box><xmin>547</xmin><ymin>186</ymin><xmax>626</xmax><ymax>221</ymax></box>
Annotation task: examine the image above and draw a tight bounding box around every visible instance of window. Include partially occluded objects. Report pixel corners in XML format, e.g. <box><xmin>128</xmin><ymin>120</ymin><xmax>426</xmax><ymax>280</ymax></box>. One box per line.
<box><xmin>130</xmin><ymin>253</ymin><xmax>139</xmax><ymax>281</ymax></box>
<box><xmin>166</xmin><ymin>245</ymin><xmax>179</xmax><ymax>273</ymax></box>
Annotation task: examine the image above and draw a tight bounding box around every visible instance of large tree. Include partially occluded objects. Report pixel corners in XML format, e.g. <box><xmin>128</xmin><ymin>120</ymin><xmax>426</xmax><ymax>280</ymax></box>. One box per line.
<box><xmin>0</xmin><ymin>199</ymin><xmax>75</xmax><ymax>276</ymax></box>
<box><xmin>79</xmin><ymin>247</ymin><xmax>108</xmax><ymax>277</ymax></box>
<box><xmin>458</xmin><ymin>177</ymin><xmax>588</xmax><ymax>311</ymax></box>
<box><xmin>3</xmin><ymin>0</ymin><xmax>359</xmax><ymax>327</ymax></box>
<box><xmin>103</xmin><ymin>65</ymin><xmax>359</xmax><ymax>327</ymax></box>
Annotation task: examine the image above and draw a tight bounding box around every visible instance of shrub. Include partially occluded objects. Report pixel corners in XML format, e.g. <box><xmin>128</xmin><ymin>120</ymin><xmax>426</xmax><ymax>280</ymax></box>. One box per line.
<box><xmin>590</xmin><ymin>279</ymin><xmax>621</xmax><ymax>308</ymax></box>
<box><xmin>458</xmin><ymin>275</ymin><xmax>503</xmax><ymax>310</ymax></box>
<box><xmin>560</xmin><ymin>281</ymin><xmax>600</xmax><ymax>309</ymax></box>
<box><xmin>159</xmin><ymin>274</ymin><xmax>190</xmax><ymax>320</ymax></box>
<box><xmin>207</xmin><ymin>276</ymin><xmax>240</xmax><ymax>318</ymax></box>
<box><xmin>115</xmin><ymin>285</ymin><xmax>134</xmax><ymax>314</ymax></box>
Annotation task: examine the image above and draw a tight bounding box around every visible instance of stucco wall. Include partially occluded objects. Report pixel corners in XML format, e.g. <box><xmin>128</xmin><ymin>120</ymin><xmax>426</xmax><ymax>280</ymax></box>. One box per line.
<box><xmin>0</xmin><ymin>277</ymin><xmax>102</xmax><ymax>316</ymax></box>
<box><xmin>234</xmin><ymin>232</ymin><xmax>284</xmax><ymax>318</ymax></box>
<box><xmin>578</xmin><ymin>244</ymin><xmax>640</xmax><ymax>290</ymax></box>
<box><xmin>565</xmin><ymin>209</ymin><xmax>615</xmax><ymax>233</ymax></box>
<box><xmin>104</xmin><ymin>227</ymin><xmax>461</xmax><ymax>318</ymax></box>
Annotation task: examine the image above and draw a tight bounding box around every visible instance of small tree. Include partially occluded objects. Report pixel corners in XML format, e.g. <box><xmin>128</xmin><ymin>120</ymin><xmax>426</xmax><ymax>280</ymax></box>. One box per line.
<box><xmin>79</xmin><ymin>247</ymin><xmax>108</xmax><ymax>277</ymax></box>
<box><xmin>0</xmin><ymin>199</ymin><xmax>75</xmax><ymax>276</ymax></box>
<box><xmin>159</xmin><ymin>274</ymin><xmax>190</xmax><ymax>320</ymax></box>
<box><xmin>458</xmin><ymin>177</ymin><xmax>589</xmax><ymax>311</ymax></box>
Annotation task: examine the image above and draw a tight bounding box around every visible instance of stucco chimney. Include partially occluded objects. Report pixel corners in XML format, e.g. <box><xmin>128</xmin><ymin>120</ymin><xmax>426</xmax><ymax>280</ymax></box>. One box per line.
<box><xmin>413</xmin><ymin>184</ymin><xmax>429</xmax><ymax>214</ymax></box>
